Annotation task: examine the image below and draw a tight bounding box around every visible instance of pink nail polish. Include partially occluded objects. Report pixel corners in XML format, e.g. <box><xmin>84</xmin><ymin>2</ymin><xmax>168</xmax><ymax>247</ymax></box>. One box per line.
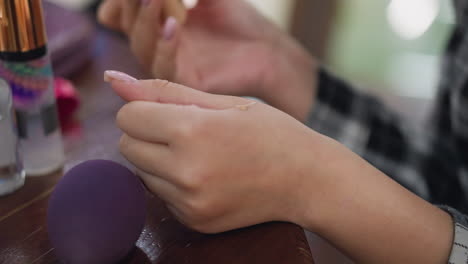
<box><xmin>104</xmin><ymin>71</ymin><xmax>138</xmax><ymax>83</ymax></box>
<box><xmin>163</xmin><ymin>17</ymin><xmax>177</xmax><ymax>41</ymax></box>
<box><xmin>141</xmin><ymin>0</ymin><xmax>151</xmax><ymax>6</ymax></box>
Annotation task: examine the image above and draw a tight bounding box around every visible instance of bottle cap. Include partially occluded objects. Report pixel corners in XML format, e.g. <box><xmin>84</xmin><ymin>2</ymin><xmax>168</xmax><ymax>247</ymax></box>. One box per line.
<box><xmin>0</xmin><ymin>0</ymin><xmax>47</xmax><ymax>55</ymax></box>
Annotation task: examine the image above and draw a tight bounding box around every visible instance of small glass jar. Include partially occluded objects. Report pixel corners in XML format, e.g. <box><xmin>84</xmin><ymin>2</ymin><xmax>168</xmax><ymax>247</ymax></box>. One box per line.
<box><xmin>0</xmin><ymin>78</ymin><xmax>25</xmax><ymax>196</ymax></box>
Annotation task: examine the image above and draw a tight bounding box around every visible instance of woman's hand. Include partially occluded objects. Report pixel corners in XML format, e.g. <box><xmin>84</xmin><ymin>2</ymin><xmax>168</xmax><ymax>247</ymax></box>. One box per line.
<box><xmin>98</xmin><ymin>0</ymin><xmax>316</xmax><ymax>121</ymax></box>
<box><xmin>104</xmin><ymin>70</ymin><xmax>321</xmax><ymax>233</ymax></box>
<box><xmin>106</xmin><ymin>71</ymin><xmax>454</xmax><ymax>263</ymax></box>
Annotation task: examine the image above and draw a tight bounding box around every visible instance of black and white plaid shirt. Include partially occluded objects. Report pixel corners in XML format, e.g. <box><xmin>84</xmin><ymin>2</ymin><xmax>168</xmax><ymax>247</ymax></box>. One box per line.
<box><xmin>307</xmin><ymin>0</ymin><xmax>468</xmax><ymax>262</ymax></box>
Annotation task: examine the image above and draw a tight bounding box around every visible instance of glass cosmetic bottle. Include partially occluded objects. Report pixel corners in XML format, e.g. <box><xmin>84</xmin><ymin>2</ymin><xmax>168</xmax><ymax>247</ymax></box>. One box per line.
<box><xmin>0</xmin><ymin>0</ymin><xmax>64</xmax><ymax>176</ymax></box>
<box><xmin>0</xmin><ymin>78</ymin><xmax>25</xmax><ymax>196</ymax></box>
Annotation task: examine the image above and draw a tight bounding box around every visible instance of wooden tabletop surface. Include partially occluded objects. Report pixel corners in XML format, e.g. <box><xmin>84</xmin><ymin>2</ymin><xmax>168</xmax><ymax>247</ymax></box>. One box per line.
<box><xmin>0</xmin><ymin>22</ymin><xmax>314</xmax><ymax>264</ymax></box>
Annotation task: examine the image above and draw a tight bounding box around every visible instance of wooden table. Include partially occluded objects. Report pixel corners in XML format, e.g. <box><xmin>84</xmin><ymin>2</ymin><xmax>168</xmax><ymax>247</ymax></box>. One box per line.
<box><xmin>0</xmin><ymin>26</ymin><xmax>314</xmax><ymax>264</ymax></box>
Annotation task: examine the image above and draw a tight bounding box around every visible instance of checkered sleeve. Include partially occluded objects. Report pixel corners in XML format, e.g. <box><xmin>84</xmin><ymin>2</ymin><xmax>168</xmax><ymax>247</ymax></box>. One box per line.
<box><xmin>307</xmin><ymin>67</ymin><xmax>468</xmax><ymax>263</ymax></box>
<box><xmin>439</xmin><ymin>206</ymin><xmax>468</xmax><ymax>264</ymax></box>
<box><xmin>307</xmin><ymin>67</ymin><xmax>437</xmax><ymax>199</ymax></box>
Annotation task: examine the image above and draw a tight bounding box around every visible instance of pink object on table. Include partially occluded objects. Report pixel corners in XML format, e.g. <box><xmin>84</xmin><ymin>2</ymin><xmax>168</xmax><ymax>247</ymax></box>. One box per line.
<box><xmin>54</xmin><ymin>77</ymin><xmax>80</xmax><ymax>131</ymax></box>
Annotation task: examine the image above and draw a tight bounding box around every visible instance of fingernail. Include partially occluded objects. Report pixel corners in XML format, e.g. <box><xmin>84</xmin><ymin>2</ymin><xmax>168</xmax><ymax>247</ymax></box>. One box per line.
<box><xmin>163</xmin><ymin>17</ymin><xmax>177</xmax><ymax>41</ymax></box>
<box><xmin>140</xmin><ymin>0</ymin><xmax>150</xmax><ymax>5</ymax></box>
<box><xmin>104</xmin><ymin>70</ymin><xmax>138</xmax><ymax>83</ymax></box>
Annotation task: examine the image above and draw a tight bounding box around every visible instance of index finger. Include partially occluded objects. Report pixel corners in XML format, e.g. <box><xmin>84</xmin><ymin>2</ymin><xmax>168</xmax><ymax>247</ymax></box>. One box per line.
<box><xmin>104</xmin><ymin>71</ymin><xmax>251</xmax><ymax>110</ymax></box>
<box><xmin>116</xmin><ymin>100</ymin><xmax>205</xmax><ymax>143</ymax></box>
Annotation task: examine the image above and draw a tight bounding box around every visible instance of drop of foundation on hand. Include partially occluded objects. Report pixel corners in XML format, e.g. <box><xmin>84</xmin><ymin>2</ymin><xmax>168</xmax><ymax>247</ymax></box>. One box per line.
<box><xmin>235</xmin><ymin>101</ymin><xmax>257</xmax><ymax>111</ymax></box>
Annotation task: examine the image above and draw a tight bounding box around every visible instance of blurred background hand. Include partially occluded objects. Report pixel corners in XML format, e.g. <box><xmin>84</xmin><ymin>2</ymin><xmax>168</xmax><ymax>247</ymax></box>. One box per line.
<box><xmin>98</xmin><ymin>0</ymin><xmax>316</xmax><ymax>121</ymax></box>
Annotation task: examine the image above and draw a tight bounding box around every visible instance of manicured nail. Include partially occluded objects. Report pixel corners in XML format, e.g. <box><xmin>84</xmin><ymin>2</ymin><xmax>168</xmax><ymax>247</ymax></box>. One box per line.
<box><xmin>104</xmin><ymin>70</ymin><xmax>138</xmax><ymax>83</ymax></box>
<box><xmin>163</xmin><ymin>17</ymin><xmax>177</xmax><ymax>41</ymax></box>
<box><xmin>140</xmin><ymin>0</ymin><xmax>150</xmax><ymax>6</ymax></box>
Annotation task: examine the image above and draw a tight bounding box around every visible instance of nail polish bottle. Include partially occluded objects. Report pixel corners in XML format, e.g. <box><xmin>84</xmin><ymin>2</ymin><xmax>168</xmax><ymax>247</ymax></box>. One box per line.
<box><xmin>0</xmin><ymin>0</ymin><xmax>64</xmax><ymax>176</ymax></box>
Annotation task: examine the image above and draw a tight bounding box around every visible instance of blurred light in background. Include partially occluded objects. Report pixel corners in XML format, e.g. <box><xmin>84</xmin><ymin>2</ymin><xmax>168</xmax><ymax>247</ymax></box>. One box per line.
<box><xmin>183</xmin><ymin>0</ymin><xmax>198</xmax><ymax>9</ymax></box>
<box><xmin>244</xmin><ymin>0</ymin><xmax>295</xmax><ymax>30</ymax></box>
<box><xmin>387</xmin><ymin>0</ymin><xmax>440</xmax><ymax>40</ymax></box>
<box><xmin>327</xmin><ymin>0</ymin><xmax>454</xmax><ymax>99</ymax></box>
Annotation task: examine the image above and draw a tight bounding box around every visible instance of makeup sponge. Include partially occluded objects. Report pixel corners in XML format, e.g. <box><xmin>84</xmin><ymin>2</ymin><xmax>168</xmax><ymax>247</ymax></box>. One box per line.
<box><xmin>47</xmin><ymin>160</ymin><xmax>147</xmax><ymax>264</ymax></box>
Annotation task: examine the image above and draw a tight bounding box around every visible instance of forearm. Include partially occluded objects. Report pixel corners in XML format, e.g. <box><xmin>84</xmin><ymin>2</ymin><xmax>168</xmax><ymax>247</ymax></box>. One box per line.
<box><xmin>298</xmin><ymin>135</ymin><xmax>454</xmax><ymax>263</ymax></box>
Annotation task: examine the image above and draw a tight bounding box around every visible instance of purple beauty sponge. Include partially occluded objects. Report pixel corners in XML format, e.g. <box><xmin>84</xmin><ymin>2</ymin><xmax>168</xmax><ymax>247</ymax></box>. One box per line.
<box><xmin>47</xmin><ymin>160</ymin><xmax>147</xmax><ymax>264</ymax></box>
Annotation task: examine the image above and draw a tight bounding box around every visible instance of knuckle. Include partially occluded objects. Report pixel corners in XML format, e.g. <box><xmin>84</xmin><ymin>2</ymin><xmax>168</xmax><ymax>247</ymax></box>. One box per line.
<box><xmin>149</xmin><ymin>79</ymin><xmax>171</xmax><ymax>95</ymax></box>
<box><xmin>116</xmin><ymin>102</ymin><xmax>138</xmax><ymax>129</ymax></box>
<box><xmin>179</xmin><ymin>165</ymin><xmax>205</xmax><ymax>191</ymax></box>
<box><xmin>116</xmin><ymin>107</ymin><xmax>128</xmax><ymax>129</ymax></box>
<box><xmin>119</xmin><ymin>135</ymin><xmax>131</xmax><ymax>153</ymax></box>
<box><xmin>152</xmin><ymin>79</ymin><xmax>170</xmax><ymax>89</ymax></box>
<box><xmin>177</xmin><ymin>115</ymin><xmax>211</xmax><ymax>140</ymax></box>
<box><xmin>185</xmin><ymin>197</ymin><xmax>212</xmax><ymax>221</ymax></box>
<box><xmin>190</xmin><ymin>118</ymin><xmax>206</xmax><ymax>137</ymax></box>
<box><xmin>174</xmin><ymin>121</ymin><xmax>195</xmax><ymax>140</ymax></box>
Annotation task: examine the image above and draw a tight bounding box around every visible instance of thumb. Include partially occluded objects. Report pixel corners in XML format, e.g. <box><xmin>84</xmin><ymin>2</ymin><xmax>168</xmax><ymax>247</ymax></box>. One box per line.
<box><xmin>152</xmin><ymin>17</ymin><xmax>180</xmax><ymax>81</ymax></box>
<box><xmin>104</xmin><ymin>71</ymin><xmax>252</xmax><ymax>110</ymax></box>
